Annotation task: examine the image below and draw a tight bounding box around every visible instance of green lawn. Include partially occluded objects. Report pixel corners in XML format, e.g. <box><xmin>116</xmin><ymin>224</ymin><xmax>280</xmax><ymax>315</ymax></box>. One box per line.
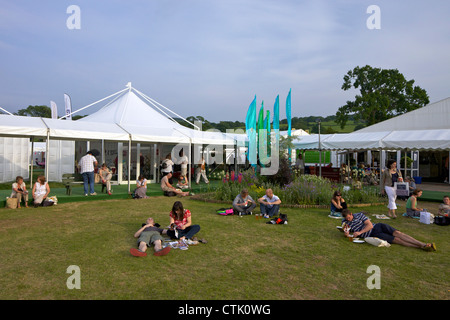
<box><xmin>0</xmin><ymin>196</ymin><xmax>448</xmax><ymax>300</ymax></box>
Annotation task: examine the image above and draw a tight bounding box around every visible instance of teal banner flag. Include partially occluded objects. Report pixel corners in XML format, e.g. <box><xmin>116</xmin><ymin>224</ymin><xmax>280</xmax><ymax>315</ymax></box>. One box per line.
<box><xmin>286</xmin><ymin>89</ymin><xmax>292</xmax><ymax>163</ymax></box>
<box><xmin>286</xmin><ymin>89</ymin><xmax>292</xmax><ymax>137</ymax></box>
<box><xmin>273</xmin><ymin>95</ymin><xmax>280</xmax><ymax>144</ymax></box>
<box><xmin>245</xmin><ymin>95</ymin><xmax>257</xmax><ymax>165</ymax></box>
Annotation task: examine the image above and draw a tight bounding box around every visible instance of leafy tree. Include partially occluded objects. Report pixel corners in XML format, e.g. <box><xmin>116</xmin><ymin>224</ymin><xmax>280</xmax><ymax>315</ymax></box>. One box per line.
<box><xmin>16</xmin><ymin>105</ymin><xmax>51</xmax><ymax>118</ymax></box>
<box><xmin>336</xmin><ymin>65</ymin><xmax>429</xmax><ymax>128</ymax></box>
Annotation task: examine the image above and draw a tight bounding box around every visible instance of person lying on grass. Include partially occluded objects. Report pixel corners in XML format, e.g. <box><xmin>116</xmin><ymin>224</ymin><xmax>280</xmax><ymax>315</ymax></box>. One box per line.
<box><xmin>341</xmin><ymin>209</ymin><xmax>436</xmax><ymax>252</ymax></box>
<box><xmin>130</xmin><ymin>218</ymin><xmax>171</xmax><ymax>257</ymax></box>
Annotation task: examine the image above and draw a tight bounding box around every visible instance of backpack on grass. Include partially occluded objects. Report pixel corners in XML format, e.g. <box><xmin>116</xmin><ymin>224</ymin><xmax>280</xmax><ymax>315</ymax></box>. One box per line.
<box><xmin>216</xmin><ymin>208</ymin><xmax>234</xmax><ymax>215</ymax></box>
<box><xmin>266</xmin><ymin>213</ymin><xmax>288</xmax><ymax>225</ymax></box>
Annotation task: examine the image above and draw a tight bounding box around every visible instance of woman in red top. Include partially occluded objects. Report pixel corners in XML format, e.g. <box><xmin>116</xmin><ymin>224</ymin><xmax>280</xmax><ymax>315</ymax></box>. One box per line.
<box><xmin>167</xmin><ymin>201</ymin><xmax>201</xmax><ymax>242</ymax></box>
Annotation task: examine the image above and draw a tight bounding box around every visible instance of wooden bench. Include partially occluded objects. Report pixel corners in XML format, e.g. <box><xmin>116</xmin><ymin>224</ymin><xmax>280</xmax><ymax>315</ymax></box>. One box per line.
<box><xmin>62</xmin><ymin>173</ymin><xmax>108</xmax><ymax>195</ymax></box>
<box><xmin>62</xmin><ymin>173</ymin><xmax>83</xmax><ymax>195</ymax></box>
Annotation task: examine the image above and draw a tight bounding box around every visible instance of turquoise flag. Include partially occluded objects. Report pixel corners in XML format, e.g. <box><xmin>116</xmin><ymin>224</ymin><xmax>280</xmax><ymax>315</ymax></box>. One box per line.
<box><xmin>257</xmin><ymin>101</ymin><xmax>264</xmax><ymax>133</ymax></box>
<box><xmin>264</xmin><ymin>110</ymin><xmax>271</xmax><ymax>158</ymax></box>
<box><xmin>264</xmin><ymin>110</ymin><xmax>270</xmax><ymax>133</ymax></box>
<box><xmin>245</xmin><ymin>95</ymin><xmax>257</xmax><ymax>165</ymax></box>
<box><xmin>245</xmin><ymin>95</ymin><xmax>256</xmax><ymax>132</ymax></box>
<box><xmin>273</xmin><ymin>95</ymin><xmax>280</xmax><ymax>143</ymax></box>
<box><xmin>286</xmin><ymin>89</ymin><xmax>292</xmax><ymax>163</ymax></box>
<box><xmin>258</xmin><ymin>102</ymin><xmax>267</xmax><ymax>166</ymax></box>
<box><xmin>286</xmin><ymin>89</ymin><xmax>292</xmax><ymax>138</ymax></box>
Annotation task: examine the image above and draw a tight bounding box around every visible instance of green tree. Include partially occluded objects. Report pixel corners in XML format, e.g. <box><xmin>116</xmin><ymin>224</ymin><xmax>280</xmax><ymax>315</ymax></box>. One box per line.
<box><xmin>16</xmin><ymin>105</ymin><xmax>51</xmax><ymax>118</ymax></box>
<box><xmin>336</xmin><ymin>65</ymin><xmax>429</xmax><ymax>128</ymax></box>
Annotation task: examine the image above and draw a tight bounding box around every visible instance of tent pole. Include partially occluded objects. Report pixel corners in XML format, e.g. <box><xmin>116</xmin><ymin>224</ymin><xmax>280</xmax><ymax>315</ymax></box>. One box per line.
<box><xmin>234</xmin><ymin>140</ymin><xmax>238</xmax><ymax>174</ymax></box>
<box><xmin>404</xmin><ymin>149</ymin><xmax>407</xmax><ymax>178</ymax></box>
<box><xmin>188</xmin><ymin>139</ymin><xmax>192</xmax><ymax>188</ymax></box>
<box><xmin>128</xmin><ymin>138</ymin><xmax>131</xmax><ymax>193</ymax></box>
<box><xmin>30</xmin><ymin>137</ymin><xmax>34</xmax><ymax>189</ymax></box>
<box><xmin>45</xmin><ymin>129</ymin><xmax>50</xmax><ymax>181</ymax></box>
<box><xmin>447</xmin><ymin>151</ymin><xmax>450</xmax><ymax>184</ymax></box>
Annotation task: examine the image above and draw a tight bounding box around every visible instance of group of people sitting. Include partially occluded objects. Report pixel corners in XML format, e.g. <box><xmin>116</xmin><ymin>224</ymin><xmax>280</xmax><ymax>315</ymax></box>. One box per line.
<box><xmin>130</xmin><ymin>201</ymin><xmax>205</xmax><ymax>257</ymax></box>
<box><xmin>10</xmin><ymin>175</ymin><xmax>50</xmax><ymax>208</ymax></box>
<box><xmin>329</xmin><ymin>189</ymin><xmax>445</xmax><ymax>251</ymax></box>
<box><xmin>328</xmin><ymin>189</ymin><xmax>438</xmax><ymax>251</ymax></box>
<box><xmin>232</xmin><ymin>188</ymin><xmax>281</xmax><ymax>218</ymax></box>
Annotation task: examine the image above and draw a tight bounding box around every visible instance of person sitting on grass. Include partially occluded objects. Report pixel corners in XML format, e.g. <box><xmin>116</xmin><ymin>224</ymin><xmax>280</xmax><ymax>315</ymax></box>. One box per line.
<box><xmin>99</xmin><ymin>163</ymin><xmax>113</xmax><ymax>195</ymax></box>
<box><xmin>233</xmin><ymin>189</ymin><xmax>257</xmax><ymax>216</ymax></box>
<box><xmin>161</xmin><ymin>172</ymin><xmax>190</xmax><ymax>197</ymax></box>
<box><xmin>329</xmin><ymin>190</ymin><xmax>347</xmax><ymax>218</ymax></box>
<box><xmin>32</xmin><ymin>175</ymin><xmax>50</xmax><ymax>207</ymax></box>
<box><xmin>438</xmin><ymin>195</ymin><xmax>450</xmax><ymax>216</ymax></box>
<box><xmin>258</xmin><ymin>188</ymin><xmax>281</xmax><ymax>218</ymax></box>
<box><xmin>11</xmin><ymin>176</ymin><xmax>29</xmax><ymax>208</ymax></box>
<box><xmin>341</xmin><ymin>209</ymin><xmax>436</xmax><ymax>251</ymax></box>
<box><xmin>130</xmin><ymin>218</ymin><xmax>171</xmax><ymax>257</ymax></box>
<box><xmin>134</xmin><ymin>175</ymin><xmax>149</xmax><ymax>199</ymax></box>
<box><xmin>166</xmin><ymin>201</ymin><xmax>201</xmax><ymax>245</ymax></box>
<box><xmin>405</xmin><ymin>189</ymin><xmax>423</xmax><ymax>218</ymax></box>
<box><xmin>176</xmin><ymin>174</ymin><xmax>189</xmax><ymax>189</ymax></box>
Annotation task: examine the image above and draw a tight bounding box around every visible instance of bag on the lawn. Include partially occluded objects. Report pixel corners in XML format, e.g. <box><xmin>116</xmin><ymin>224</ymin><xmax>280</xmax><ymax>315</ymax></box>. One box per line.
<box><xmin>216</xmin><ymin>207</ymin><xmax>234</xmax><ymax>215</ymax></box>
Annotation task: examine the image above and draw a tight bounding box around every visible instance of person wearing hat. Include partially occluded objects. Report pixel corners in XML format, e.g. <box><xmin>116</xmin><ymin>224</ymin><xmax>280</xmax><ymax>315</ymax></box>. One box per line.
<box><xmin>78</xmin><ymin>151</ymin><xmax>98</xmax><ymax>196</ymax></box>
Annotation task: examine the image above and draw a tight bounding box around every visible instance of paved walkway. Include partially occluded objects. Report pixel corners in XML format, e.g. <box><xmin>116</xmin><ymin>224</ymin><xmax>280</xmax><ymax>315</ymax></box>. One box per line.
<box><xmin>416</xmin><ymin>182</ymin><xmax>450</xmax><ymax>192</ymax></box>
<box><xmin>415</xmin><ymin>182</ymin><xmax>449</xmax><ymax>202</ymax></box>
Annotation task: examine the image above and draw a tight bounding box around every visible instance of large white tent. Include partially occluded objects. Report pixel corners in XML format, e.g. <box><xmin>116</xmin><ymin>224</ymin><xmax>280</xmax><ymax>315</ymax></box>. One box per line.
<box><xmin>291</xmin><ymin>97</ymin><xmax>450</xmax><ymax>182</ymax></box>
<box><xmin>77</xmin><ymin>84</ymin><xmax>240</xmax><ymax>146</ymax></box>
<box><xmin>0</xmin><ymin>83</ymin><xmax>246</xmax><ymax>185</ymax></box>
<box><xmin>293</xmin><ymin>97</ymin><xmax>450</xmax><ymax>151</ymax></box>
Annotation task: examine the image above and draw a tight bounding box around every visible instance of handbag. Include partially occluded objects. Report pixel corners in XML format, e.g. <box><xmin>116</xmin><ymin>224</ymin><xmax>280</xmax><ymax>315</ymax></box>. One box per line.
<box><xmin>394</xmin><ymin>182</ymin><xmax>409</xmax><ymax>197</ymax></box>
<box><xmin>419</xmin><ymin>211</ymin><xmax>434</xmax><ymax>224</ymax></box>
<box><xmin>434</xmin><ymin>216</ymin><xmax>450</xmax><ymax>226</ymax></box>
<box><xmin>5</xmin><ymin>197</ymin><xmax>18</xmax><ymax>209</ymax></box>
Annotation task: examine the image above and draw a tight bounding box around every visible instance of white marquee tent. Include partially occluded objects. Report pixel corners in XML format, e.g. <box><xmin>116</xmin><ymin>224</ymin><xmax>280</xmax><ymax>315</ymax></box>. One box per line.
<box><xmin>0</xmin><ymin>83</ymin><xmax>247</xmax><ymax>186</ymax></box>
<box><xmin>292</xmin><ymin>97</ymin><xmax>450</xmax><ymax>151</ymax></box>
<box><xmin>291</xmin><ymin>97</ymin><xmax>450</xmax><ymax>182</ymax></box>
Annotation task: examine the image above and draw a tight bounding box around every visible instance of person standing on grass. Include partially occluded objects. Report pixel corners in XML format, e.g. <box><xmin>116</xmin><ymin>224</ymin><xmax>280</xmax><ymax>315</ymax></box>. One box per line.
<box><xmin>341</xmin><ymin>209</ymin><xmax>436</xmax><ymax>251</ymax></box>
<box><xmin>195</xmin><ymin>156</ymin><xmax>209</xmax><ymax>184</ymax></box>
<box><xmin>78</xmin><ymin>151</ymin><xmax>98</xmax><ymax>196</ymax></box>
<box><xmin>380</xmin><ymin>159</ymin><xmax>403</xmax><ymax>219</ymax></box>
<box><xmin>258</xmin><ymin>188</ymin><xmax>281</xmax><ymax>218</ymax></box>
<box><xmin>167</xmin><ymin>201</ymin><xmax>200</xmax><ymax>245</ymax></box>
<box><xmin>130</xmin><ymin>218</ymin><xmax>171</xmax><ymax>257</ymax></box>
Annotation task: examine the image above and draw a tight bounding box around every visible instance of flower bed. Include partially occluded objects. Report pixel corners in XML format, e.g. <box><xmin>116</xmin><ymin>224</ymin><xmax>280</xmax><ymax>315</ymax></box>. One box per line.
<box><xmin>205</xmin><ymin>170</ymin><xmax>383</xmax><ymax>206</ymax></box>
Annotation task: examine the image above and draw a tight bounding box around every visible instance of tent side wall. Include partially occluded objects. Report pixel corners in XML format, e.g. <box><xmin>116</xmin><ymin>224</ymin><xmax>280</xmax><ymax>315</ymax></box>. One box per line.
<box><xmin>0</xmin><ymin>137</ymin><xmax>30</xmax><ymax>183</ymax></box>
<box><xmin>47</xmin><ymin>140</ymin><xmax>75</xmax><ymax>182</ymax></box>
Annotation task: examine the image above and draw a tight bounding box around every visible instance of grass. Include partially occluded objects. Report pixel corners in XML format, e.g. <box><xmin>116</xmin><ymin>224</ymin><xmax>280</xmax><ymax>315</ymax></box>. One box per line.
<box><xmin>0</xmin><ymin>196</ymin><xmax>448</xmax><ymax>300</ymax></box>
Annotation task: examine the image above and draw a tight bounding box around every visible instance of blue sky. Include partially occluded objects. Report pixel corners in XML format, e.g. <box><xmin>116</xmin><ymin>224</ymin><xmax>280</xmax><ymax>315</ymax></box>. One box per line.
<box><xmin>0</xmin><ymin>0</ymin><xmax>449</xmax><ymax>122</ymax></box>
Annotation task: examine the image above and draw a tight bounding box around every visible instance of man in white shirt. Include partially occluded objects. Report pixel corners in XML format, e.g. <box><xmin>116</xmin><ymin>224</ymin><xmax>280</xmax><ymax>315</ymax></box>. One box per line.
<box><xmin>258</xmin><ymin>188</ymin><xmax>282</xmax><ymax>218</ymax></box>
<box><xmin>79</xmin><ymin>151</ymin><xmax>98</xmax><ymax>196</ymax></box>
<box><xmin>161</xmin><ymin>154</ymin><xmax>174</xmax><ymax>184</ymax></box>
